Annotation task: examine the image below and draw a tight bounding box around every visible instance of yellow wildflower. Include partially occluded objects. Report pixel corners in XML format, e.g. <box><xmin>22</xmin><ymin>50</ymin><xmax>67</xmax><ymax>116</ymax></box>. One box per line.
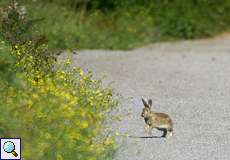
<box><xmin>79</xmin><ymin>69</ymin><xmax>84</xmax><ymax>76</ymax></box>
<box><xmin>81</xmin><ymin>121</ymin><xmax>88</xmax><ymax>129</ymax></box>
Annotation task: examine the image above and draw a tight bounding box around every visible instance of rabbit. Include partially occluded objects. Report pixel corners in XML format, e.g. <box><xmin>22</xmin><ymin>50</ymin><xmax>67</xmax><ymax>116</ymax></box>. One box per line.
<box><xmin>141</xmin><ymin>98</ymin><xmax>173</xmax><ymax>138</ymax></box>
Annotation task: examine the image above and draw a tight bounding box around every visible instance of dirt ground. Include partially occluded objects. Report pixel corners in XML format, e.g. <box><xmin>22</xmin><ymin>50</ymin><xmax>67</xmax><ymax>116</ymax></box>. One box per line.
<box><xmin>71</xmin><ymin>34</ymin><xmax>230</xmax><ymax>160</ymax></box>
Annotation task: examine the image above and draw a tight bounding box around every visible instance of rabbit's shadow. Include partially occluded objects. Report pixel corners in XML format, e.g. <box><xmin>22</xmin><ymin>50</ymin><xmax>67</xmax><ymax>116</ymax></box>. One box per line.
<box><xmin>128</xmin><ymin>135</ymin><xmax>163</xmax><ymax>139</ymax></box>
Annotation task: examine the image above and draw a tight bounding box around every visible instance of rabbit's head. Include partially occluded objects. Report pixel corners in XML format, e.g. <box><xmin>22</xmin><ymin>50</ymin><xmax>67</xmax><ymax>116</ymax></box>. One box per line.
<box><xmin>141</xmin><ymin>98</ymin><xmax>152</xmax><ymax>117</ymax></box>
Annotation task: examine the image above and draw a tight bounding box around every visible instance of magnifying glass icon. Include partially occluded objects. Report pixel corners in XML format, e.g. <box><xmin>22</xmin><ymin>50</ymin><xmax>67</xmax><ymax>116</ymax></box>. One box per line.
<box><xmin>3</xmin><ymin>141</ymin><xmax>18</xmax><ymax>157</ymax></box>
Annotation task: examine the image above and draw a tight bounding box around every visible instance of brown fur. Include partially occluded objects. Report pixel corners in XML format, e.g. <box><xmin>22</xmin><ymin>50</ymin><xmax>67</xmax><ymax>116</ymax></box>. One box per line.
<box><xmin>141</xmin><ymin>98</ymin><xmax>173</xmax><ymax>138</ymax></box>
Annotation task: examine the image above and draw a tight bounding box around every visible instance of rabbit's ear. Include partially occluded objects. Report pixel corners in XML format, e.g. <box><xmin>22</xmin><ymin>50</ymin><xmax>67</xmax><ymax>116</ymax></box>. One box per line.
<box><xmin>148</xmin><ymin>99</ymin><xmax>152</xmax><ymax>107</ymax></box>
<box><xmin>142</xmin><ymin>98</ymin><xmax>149</xmax><ymax>108</ymax></box>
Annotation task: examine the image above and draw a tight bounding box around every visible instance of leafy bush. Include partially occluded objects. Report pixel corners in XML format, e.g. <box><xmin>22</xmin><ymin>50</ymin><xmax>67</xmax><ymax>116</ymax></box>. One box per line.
<box><xmin>13</xmin><ymin>41</ymin><xmax>56</xmax><ymax>80</ymax></box>
<box><xmin>0</xmin><ymin>60</ymin><xmax>117</xmax><ymax>159</ymax></box>
<box><xmin>0</xmin><ymin>1</ymin><xmax>118</xmax><ymax>159</ymax></box>
<box><xmin>0</xmin><ymin>1</ymin><xmax>33</xmax><ymax>45</ymax></box>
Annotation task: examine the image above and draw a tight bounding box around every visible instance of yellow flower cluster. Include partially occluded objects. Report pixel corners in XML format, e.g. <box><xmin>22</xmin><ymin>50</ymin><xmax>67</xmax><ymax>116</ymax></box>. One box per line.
<box><xmin>0</xmin><ymin>1</ymin><xmax>118</xmax><ymax>157</ymax></box>
<box><xmin>0</xmin><ymin>39</ymin><xmax>117</xmax><ymax>160</ymax></box>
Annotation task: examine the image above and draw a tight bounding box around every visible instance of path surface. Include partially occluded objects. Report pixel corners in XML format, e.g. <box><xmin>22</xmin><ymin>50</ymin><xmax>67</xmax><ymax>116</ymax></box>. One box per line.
<box><xmin>72</xmin><ymin>35</ymin><xmax>230</xmax><ymax>160</ymax></box>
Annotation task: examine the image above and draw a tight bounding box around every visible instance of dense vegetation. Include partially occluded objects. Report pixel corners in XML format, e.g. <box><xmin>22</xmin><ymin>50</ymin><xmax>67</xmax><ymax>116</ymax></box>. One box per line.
<box><xmin>1</xmin><ymin>0</ymin><xmax>229</xmax><ymax>50</ymax></box>
<box><xmin>0</xmin><ymin>2</ymin><xmax>117</xmax><ymax>159</ymax></box>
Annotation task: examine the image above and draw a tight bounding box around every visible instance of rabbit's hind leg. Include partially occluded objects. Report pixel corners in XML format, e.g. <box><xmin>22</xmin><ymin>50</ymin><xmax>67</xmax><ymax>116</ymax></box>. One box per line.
<box><xmin>160</xmin><ymin>128</ymin><xmax>167</xmax><ymax>138</ymax></box>
<box><xmin>165</xmin><ymin>128</ymin><xmax>173</xmax><ymax>138</ymax></box>
<box><xmin>168</xmin><ymin>128</ymin><xmax>173</xmax><ymax>137</ymax></box>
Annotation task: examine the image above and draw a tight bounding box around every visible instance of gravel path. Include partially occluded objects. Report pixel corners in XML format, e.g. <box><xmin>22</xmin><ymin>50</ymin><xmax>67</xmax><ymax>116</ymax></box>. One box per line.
<box><xmin>72</xmin><ymin>35</ymin><xmax>230</xmax><ymax>160</ymax></box>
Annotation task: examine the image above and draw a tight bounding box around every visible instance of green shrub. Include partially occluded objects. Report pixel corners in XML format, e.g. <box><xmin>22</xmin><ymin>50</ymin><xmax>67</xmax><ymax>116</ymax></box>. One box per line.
<box><xmin>0</xmin><ymin>1</ymin><xmax>32</xmax><ymax>45</ymax></box>
<box><xmin>0</xmin><ymin>61</ymin><xmax>117</xmax><ymax>159</ymax></box>
<box><xmin>0</xmin><ymin>2</ymin><xmax>118</xmax><ymax>159</ymax></box>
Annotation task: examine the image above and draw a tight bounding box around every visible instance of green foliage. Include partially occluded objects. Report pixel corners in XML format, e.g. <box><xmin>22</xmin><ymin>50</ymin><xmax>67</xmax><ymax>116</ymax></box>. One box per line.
<box><xmin>0</xmin><ymin>1</ymin><xmax>118</xmax><ymax>159</ymax></box>
<box><xmin>0</xmin><ymin>40</ymin><xmax>17</xmax><ymax>83</ymax></box>
<box><xmin>34</xmin><ymin>0</ymin><xmax>119</xmax><ymax>11</ymax></box>
<box><xmin>0</xmin><ymin>62</ymin><xmax>117</xmax><ymax>159</ymax></box>
<box><xmin>13</xmin><ymin>41</ymin><xmax>56</xmax><ymax>80</ymax></box>
<box><xmin>21</xmin><ymin>2</ymin><xmax>155</xmax><ymax>50</ymax></box>
<box><xmin>15</xmin><ymin>0</ymin><xmax>230</xmax><ymax>50</ymax></box>
<box><xmin>0</xmin><ymin>1</ymin><xmax>33</xmax><ymax>45</ymax></box>
<box><xmin>149</xmin><ymin>0</ymin><xmax>230</xmax><ymax>39</ymax></box>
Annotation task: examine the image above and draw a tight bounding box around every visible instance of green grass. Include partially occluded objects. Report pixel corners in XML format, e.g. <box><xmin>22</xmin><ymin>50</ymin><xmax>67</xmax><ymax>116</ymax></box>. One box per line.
<box><xmin>26</xmin><ymin>0</ymin><xmax>230</xmax><ymax>50</ymax></box>
<box><xmin>23</xmin><ymin>2</ymin><xmax>155</xmax><ymax>50</ymax></box>
<box><xmin>3</xmin><ymin>0</ymin><xmax>230</xmax><ymax>50</ymax></box>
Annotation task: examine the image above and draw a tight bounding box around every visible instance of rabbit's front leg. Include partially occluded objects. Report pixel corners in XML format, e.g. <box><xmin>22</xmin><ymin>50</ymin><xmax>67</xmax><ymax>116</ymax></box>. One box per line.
<box><xmin>144</xmin><ymin>124</ymin><xmax>152</xmax><ymax>135</ymax></box>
